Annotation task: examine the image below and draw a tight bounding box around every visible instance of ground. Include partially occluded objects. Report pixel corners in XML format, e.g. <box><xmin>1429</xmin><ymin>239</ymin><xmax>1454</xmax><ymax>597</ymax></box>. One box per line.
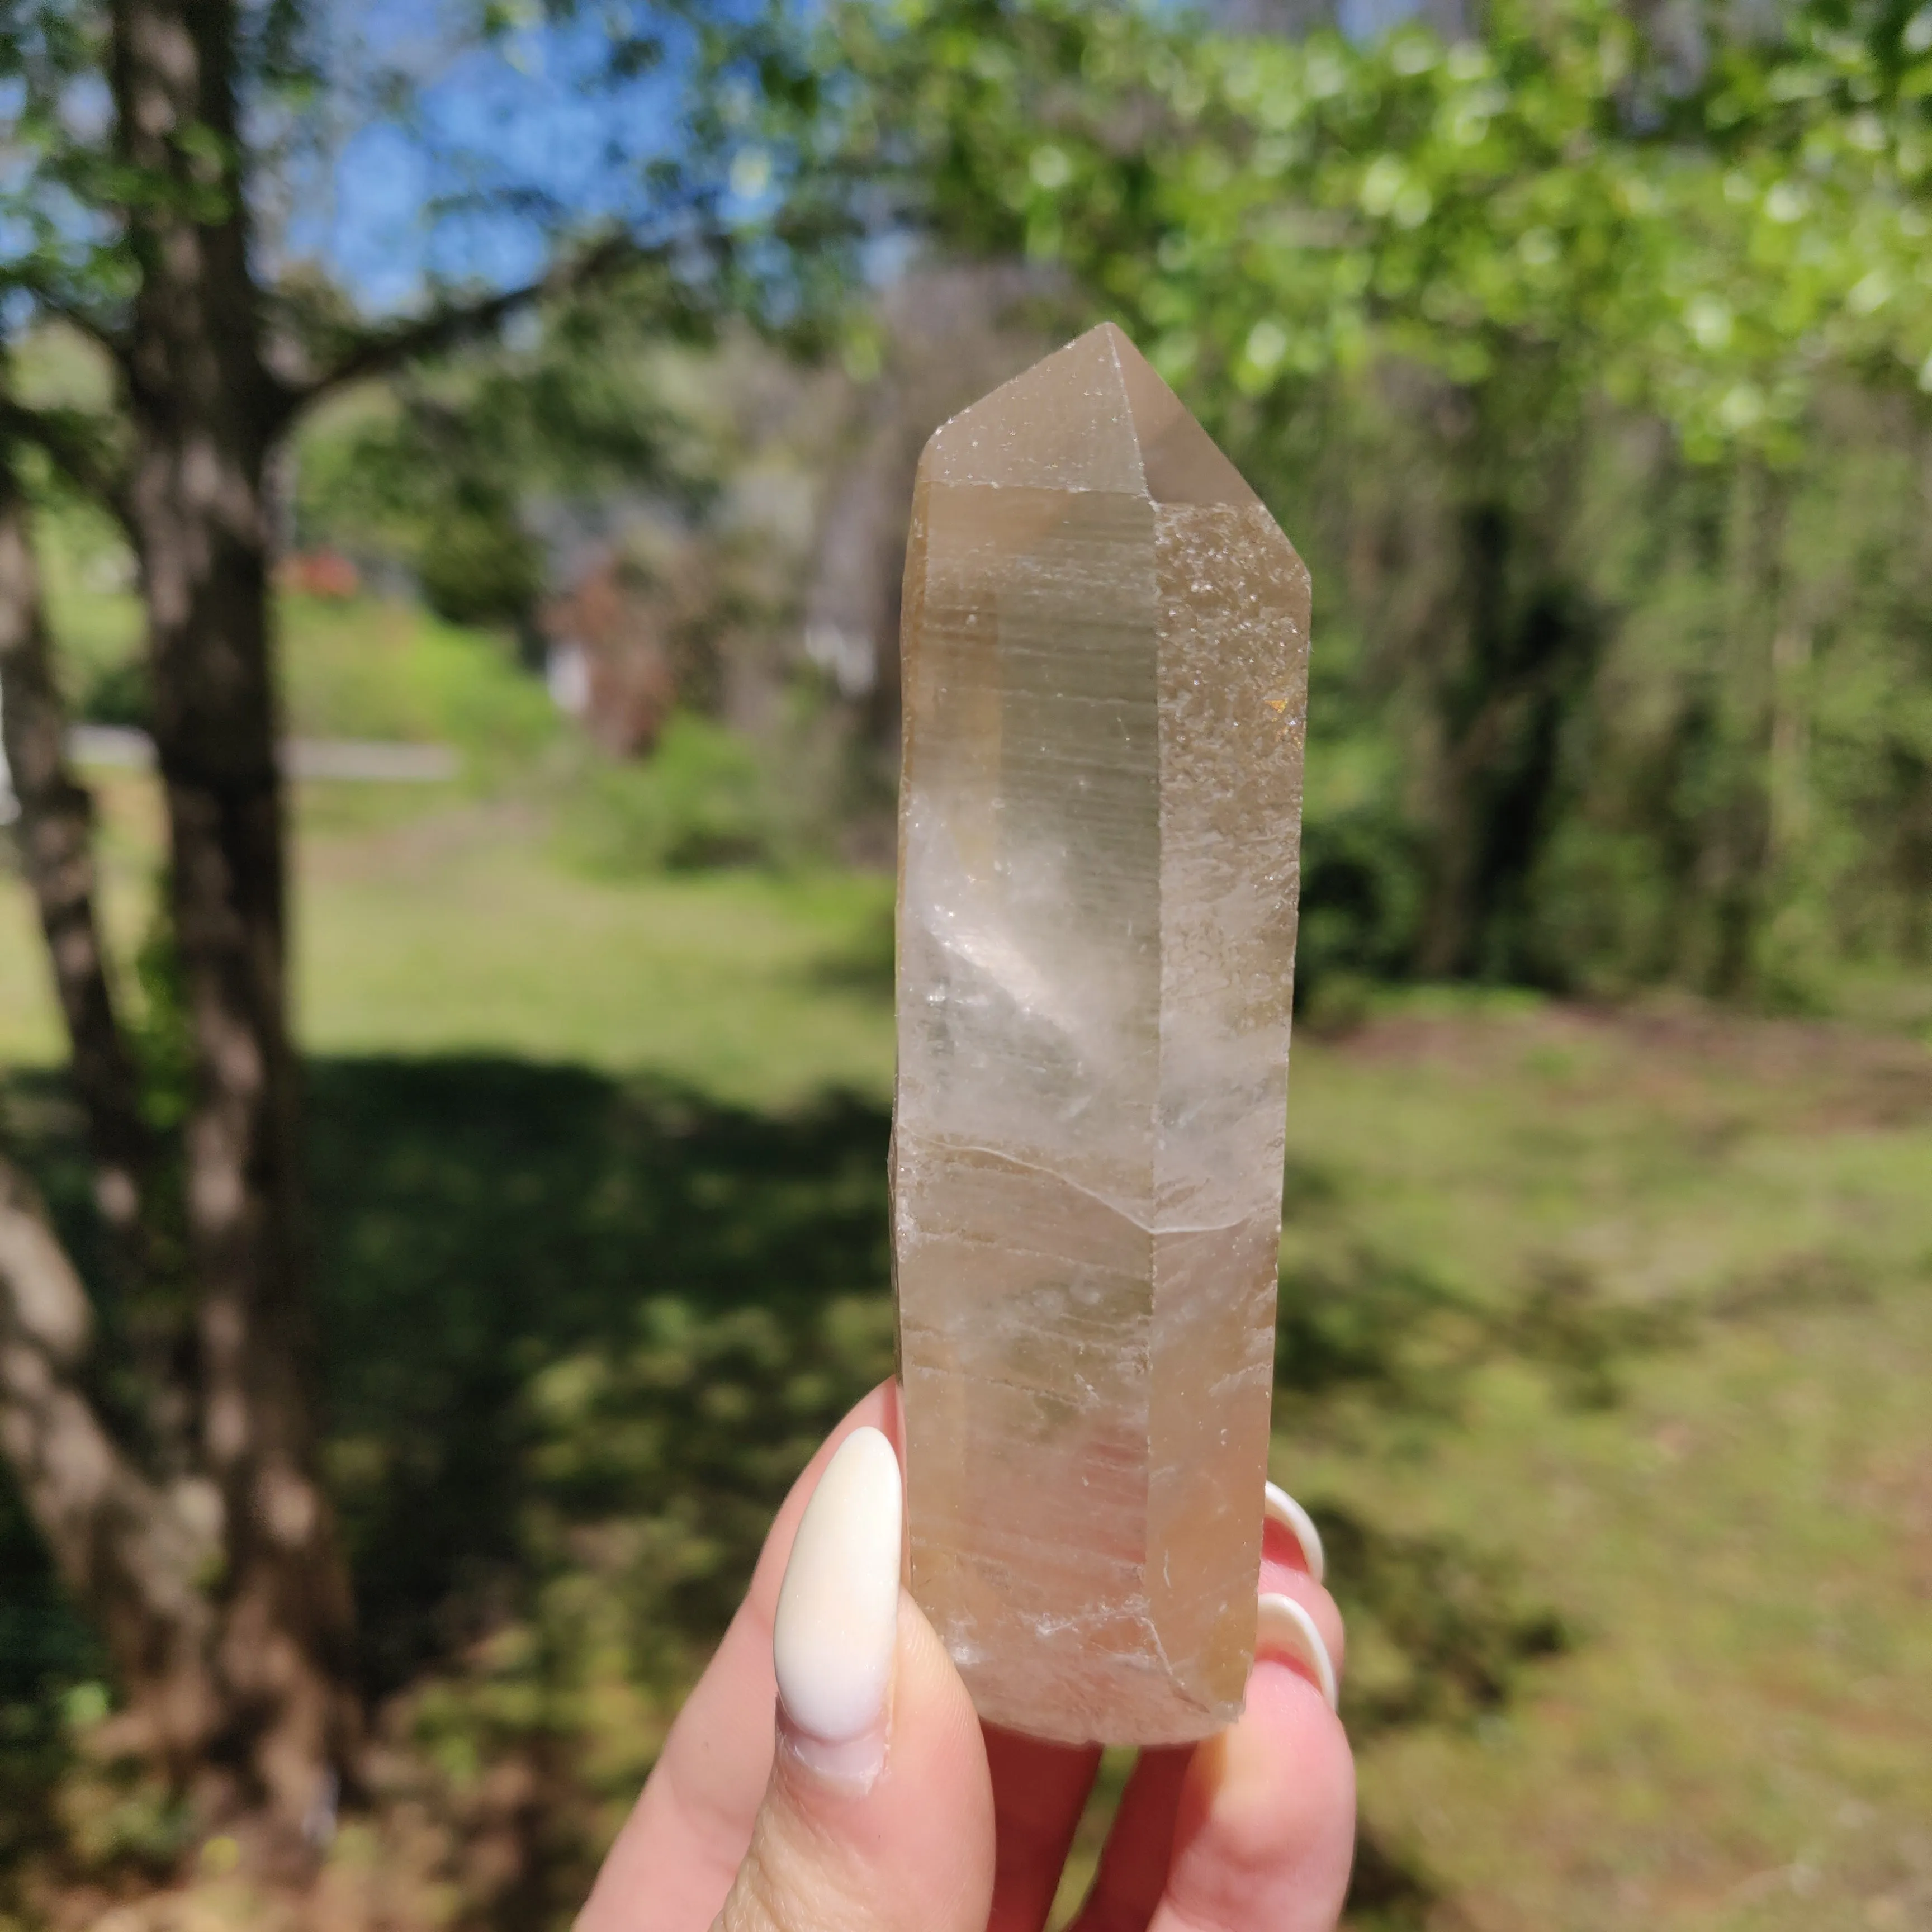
<box><xmin>1</xmin><ymin>598</ymin><xmax>1929</xmax><ymax>1930</ymax></box>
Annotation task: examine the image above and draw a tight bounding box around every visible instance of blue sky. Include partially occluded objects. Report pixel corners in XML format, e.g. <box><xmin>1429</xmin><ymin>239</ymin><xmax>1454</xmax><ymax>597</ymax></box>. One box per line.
<box><xmin>278</xmin><ymin>1</ymin><xmax>697</xmax><ymax>309</ymax></box>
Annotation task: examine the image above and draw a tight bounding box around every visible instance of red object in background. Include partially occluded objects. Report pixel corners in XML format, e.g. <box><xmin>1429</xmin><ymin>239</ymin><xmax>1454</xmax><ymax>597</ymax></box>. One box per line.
<box><xmin>277</xmin><ymin>549</ymin><xmax>362</xmax><ymax>600</ymax></box>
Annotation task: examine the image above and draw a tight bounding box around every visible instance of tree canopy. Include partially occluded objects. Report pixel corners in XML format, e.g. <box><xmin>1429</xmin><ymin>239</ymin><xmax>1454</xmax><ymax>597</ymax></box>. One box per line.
<box><xmin>737</xmin><ymin>0</ymin><xmax>1932</xmax><ymax>997</ymax></box>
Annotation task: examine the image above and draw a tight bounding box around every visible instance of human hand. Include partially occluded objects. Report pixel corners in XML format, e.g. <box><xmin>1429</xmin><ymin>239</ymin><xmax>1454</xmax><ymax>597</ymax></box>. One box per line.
<box><xmin>579</xmin><ymin>1383</ymin><xmax>1353</xmax><ymax>1932</ymax></box>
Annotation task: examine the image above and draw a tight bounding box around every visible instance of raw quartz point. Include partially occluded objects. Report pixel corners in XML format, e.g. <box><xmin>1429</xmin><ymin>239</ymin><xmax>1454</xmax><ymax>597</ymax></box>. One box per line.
<box><xmin>893</xmin><ymin>323</ymin><xmax>1311</xmax><ymax>1746</ymax></box>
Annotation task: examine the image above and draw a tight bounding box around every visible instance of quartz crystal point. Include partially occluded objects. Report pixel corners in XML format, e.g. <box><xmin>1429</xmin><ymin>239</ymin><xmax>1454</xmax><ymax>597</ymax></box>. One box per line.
<box><xmin>892</xmin><ymin>324</ymin><xmax>1311</xmax><ymax>1745</ymax></box>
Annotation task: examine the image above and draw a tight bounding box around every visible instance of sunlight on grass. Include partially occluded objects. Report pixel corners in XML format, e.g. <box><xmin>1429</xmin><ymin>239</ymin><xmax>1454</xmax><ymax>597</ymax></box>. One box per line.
<box><xmin>3</xmin><ymin>584</ymin><xmax>891</xmax><ymax>1106</ymax></box>
<box><xmin>277</xmin><ymin>596</ymin><xmax>558</xmax><ymax>764</ymax></box>
<box><xmin>296</xmin><ymin>811</ymin><xmax>894</xmax><ymax>1107</ymax></box>
<box><xmin>1264</xmin><ymin>1012</ymin><xmax>1932</xmax><ymax>1930</ymax></box>
<box><xmin>0</xmin><ymin>794</ymin><xmax>895</xmax><ymax>1110</ymax></box>
<box><xmin>0</xmin><ymin>883</ymin><xmax>60</xmax><ymax>1069</ymax></box>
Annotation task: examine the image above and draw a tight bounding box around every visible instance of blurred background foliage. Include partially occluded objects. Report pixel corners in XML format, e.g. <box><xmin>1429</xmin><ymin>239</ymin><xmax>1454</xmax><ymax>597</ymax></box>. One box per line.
<box><xmin>774</xmin><ymin>0</ymin><xmax>1932</xmax><ymax>1016</ymax></box>
<box><xmin>2</xmin><ymin>0</ymin><xmax>1931</xmax><ymax>1925</ymax></box>
<box><xmin>33</xmin><ymin>0</ymin><xmax>1924</xmax><ymax>1021</ymax></box>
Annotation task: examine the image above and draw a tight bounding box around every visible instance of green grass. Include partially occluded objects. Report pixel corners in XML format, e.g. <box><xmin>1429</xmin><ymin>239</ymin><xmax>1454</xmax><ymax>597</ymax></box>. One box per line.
<box><xmin>295</xmin><ymin>809</ymin><xmax>894</xmax><ymax>1106</ymax></box>
<box><xmin>1264</xmin><ymin>1010</ymin><xmax>1932</xmax><ymax>1931</ymax></box>
<box><xmin>36</xmin><ymin>553</ymin><xmax>559</xmax><ymax>767</ymax></box>
<box><xmin>3</xmin><ymin>712</ymin><xmax>1930</xmax><ymax>1926</ymax></box>
<box><xmin>3</xmin><ymin>799</ymin><xmax>893</xmax><ymax>1101</ymax></box>
<box><xmin>276</xmin><ymin>595</ymin><xmax>557</xmax><ymax>765</ymax></box>
<box><xmin>0</xmin><ymin>888</ymin><xmax>58</xmax><ymax>1071</ymax></box>
<box><xmin>4</xmin><ymin>588</ymin><xmax>872</xmax><ymax>1093</ymax></box>
<box><xmin>1353</xmin><ymin>1299</ymin><xmax>1932</xmax><ymax>1930</ymax></box>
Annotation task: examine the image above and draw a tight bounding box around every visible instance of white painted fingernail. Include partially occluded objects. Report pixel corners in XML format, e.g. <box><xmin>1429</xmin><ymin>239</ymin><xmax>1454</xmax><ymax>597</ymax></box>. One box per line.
<box><xmin>1264</xmin><ymin>1481</ymin><xmax>1326</xmax><ymax>1585</ymax></box>
<box><xmin>773</xmin><ymin>1426</ymin><xmax>902</xmax><ymax>1789</ymax></box>
<box><xmin>1257</xmin><ymin>1593</ymin><xmax>1339</xmax><ymax>1711</ymax></box>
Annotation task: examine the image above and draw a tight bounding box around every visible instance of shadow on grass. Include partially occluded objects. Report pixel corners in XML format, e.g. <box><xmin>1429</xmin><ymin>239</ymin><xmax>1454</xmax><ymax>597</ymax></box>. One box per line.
<box><xmin>0</xmin><ymin>1058</ymin><xmax>898</xmax><ymax>1917</ymax></box>
<box><xmin>1</xmin><ymin>1060</ymin><xmax>1674</xmax><ymax>1922</ymax></box>
<box><xmin>1345</xmin><ymin>1829</ymin><xmax>1472</xmax><ymax>1932</ymax></box>
<box><xmin>305</xmin><ymin>1057</ymin><xmax>897</xmax><ymax>1698</ymax></box>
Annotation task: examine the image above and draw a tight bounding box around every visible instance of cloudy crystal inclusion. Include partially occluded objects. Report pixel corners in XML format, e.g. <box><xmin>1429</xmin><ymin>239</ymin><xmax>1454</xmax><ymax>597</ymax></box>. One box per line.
<box><xmin>892</xmin><ymin>324</ymin><xmax>1311</xmax><ymax>1744</ymax></box>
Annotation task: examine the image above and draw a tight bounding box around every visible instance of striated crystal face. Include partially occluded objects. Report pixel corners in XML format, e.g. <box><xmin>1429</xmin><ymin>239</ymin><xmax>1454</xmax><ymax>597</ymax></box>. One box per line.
<box><xmin>892</xmin><ymin>324</ymin><xmax>1311</xmax><ymax>1745</ymax></box>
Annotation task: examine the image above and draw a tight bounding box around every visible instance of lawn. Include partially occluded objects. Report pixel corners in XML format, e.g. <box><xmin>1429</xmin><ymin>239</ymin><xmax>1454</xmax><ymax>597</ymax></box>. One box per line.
<box><xmin>2</xmin><ymin>597</ymin><xmax>1929</xmax><ymax>1930</ymax></box>
<box><xmin>1263</xmin><ymin>1008</ymin><xmax>1932</xmax><ymax>1932</ymax></box>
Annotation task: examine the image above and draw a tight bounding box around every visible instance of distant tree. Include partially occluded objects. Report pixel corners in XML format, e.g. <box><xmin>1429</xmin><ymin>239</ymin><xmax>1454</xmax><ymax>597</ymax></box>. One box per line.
<box><xmin>786</xmin><ymin>0</ymin><xmax>1932</xmax><ymax>996</ymax></box>
<box><xmin>0</xmin><ymin>0</ymin><xmax>747</xmax><ymax>1864</ymax></box>
<box><xmin>291</xmin><ymin>273</ymin><xmax>703</xmax><ymax>640</ymax></box>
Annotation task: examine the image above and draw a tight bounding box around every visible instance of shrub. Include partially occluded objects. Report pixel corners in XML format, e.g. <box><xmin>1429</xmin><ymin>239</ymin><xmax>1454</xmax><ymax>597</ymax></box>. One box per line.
<box><xmin>418</xmin><ymin>506</ymin><xmax>544</xmax><ymax>633</ymax></box>
<box><xmin>561</xmin><ymin>713</ymin><xmax>775</xmax><ymax>875</ymax></box>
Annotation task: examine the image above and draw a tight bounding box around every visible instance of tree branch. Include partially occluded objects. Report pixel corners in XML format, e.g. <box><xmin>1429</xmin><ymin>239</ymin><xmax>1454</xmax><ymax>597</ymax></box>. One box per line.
<box><xmin>13</xmin><ymin>280</ymin><xmax>132</xmax><ymax>372</ymax></box>
<box><xmin>0</xmin><ymin>400</ymin><xmax>134</xmax><ymax>531</ymax></box>
<box><xmin>280</xmin><ymin>232</ymin><xmax>641</xmax><ymax>424</ymax></box>
<box><xmin>49</xmin><ymin>301</ymin><xmax>131</xmax><ymax>368</ymax></box>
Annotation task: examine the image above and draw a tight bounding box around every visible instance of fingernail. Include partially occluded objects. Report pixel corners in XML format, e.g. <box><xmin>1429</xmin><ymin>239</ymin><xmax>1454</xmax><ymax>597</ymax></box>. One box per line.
<box><xmin>1256</xmin><ymin>1593</ymin><xmax>1339</xmax><ymax>1711</ymax></box>
<box><xmin>1264</xmin><ymin>1481</ymin><xmax>1326</xmax><ymax>1585</ymax></box>
<box><xmin>772</xmin><ymin>1426</ymin><xmax>902</xmax><ymax>1789</ymax></box>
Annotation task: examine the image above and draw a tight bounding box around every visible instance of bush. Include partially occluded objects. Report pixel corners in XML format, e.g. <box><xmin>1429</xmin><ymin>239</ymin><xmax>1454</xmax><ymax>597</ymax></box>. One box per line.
<box><xmin>417</xmin><ymin>506</ymin><xmax>544</xmax><ymax>633</ymax></box>
<box><xmin>561</xmin><ymin>714</ymin><xmax>775</xmax><ymax>875</ymax></box>
<box><xmin>72</xmin><ymin>654</ymin><xmax>150</xmax><ymax>730</ymax></box>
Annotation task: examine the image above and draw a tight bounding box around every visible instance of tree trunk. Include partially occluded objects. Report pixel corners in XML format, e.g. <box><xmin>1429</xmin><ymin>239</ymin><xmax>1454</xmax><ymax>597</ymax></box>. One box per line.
<box><xmin>1415</xmin><ymin>498</ymin><xmax>1513</xmax><ymax>980</ymax></box>
<box><xmin>0</xmin><ymin>470</ymin><xmax>226</xmax><ymax>1774</ymax></box>
<box><xmin>0</xmin><ymin>1157</ymin><xmax>224</xmax><ymax>1773</ymax></box>
<box><xmin>0</xmin><ymin>462</ymin><xmax>154</xmax><ymax>1284</ymax></box>
<box><xmin>1413</xmin><ymin>380</ymin><xmax>1597</xmax><ymax>986</ymax></box>
<box><xmin>112</xmin><ymin>0</ymin><xmax>358</xmax><ymax>1845</ymax></box>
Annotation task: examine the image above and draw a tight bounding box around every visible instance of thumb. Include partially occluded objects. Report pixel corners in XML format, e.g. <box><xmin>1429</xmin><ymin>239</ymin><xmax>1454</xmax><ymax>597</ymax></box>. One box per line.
<box><xmin>714</xmin><ymin>1426</ymin><xmax>995</xmax><ymax>1932</ymax></box>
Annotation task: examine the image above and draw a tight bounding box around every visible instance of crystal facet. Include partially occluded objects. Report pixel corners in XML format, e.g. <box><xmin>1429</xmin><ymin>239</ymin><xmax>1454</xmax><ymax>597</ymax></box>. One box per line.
<box><xmin>892</xmin><ymin>324</ymin><xmax>1311</xmax><ymax>1745</ymax></box>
